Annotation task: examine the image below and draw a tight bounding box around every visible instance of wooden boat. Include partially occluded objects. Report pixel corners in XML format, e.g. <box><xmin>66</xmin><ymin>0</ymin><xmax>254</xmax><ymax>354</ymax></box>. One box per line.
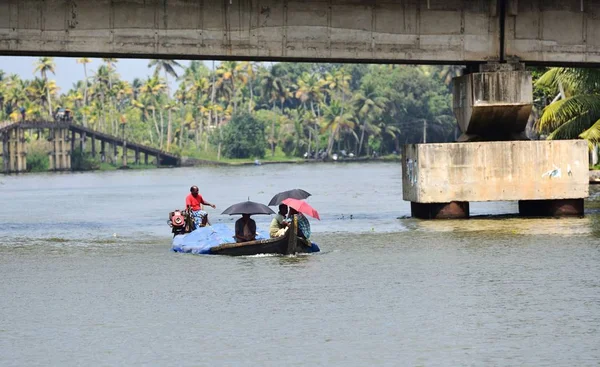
<box><xmin>209</xmin><ymin>216</ymin><xmax>314</xmax><ymax>256</ymax></box>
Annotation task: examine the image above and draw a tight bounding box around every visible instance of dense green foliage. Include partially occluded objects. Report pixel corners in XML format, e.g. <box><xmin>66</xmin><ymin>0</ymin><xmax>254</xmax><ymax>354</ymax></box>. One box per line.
<box><xmin>0</xmin><ymin>59</ymin><xmax>460</xmax><ymax>160</ymax></box>
<box><xmin>533</xmin><ymin>67</ymin><xmax>600</xmax><ymax>147</ymax></box>
<box><xmin>219</xmin><ymin>112</ymin><xmax>266</xmax><ymax>159</ymax></box>
<box><xmin>71</xmin><ymin>147</ymin><xmax>100</xmax><ymax>171</ymax></box>
<box><xmin>26</xmin><ymin>143</ymin><xmax>49</xmax><ymax>172</ymax></box>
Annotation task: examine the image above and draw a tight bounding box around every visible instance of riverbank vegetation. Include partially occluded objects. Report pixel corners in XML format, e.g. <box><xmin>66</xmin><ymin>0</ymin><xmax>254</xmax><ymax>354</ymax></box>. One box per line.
<box><xmin>2</xmin><ymin>58</ymin><xmax>598</xmax><ymax>167</ymax></box>
<box><xmin>0</xmin><ymin>58</ymin><xmax>459</xmax><ymax>162</ymax></box>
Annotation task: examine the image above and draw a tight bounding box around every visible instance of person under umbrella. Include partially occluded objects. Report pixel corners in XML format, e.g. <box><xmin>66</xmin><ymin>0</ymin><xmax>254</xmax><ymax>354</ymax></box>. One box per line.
<box><xmin>235</xmin><ymin>214</ymin><xmax>256</xmax><ymax>243</ymax></box>
<box><xmin>221</xmin><ymin>200</ymin><xmax>275</xmax><ymax>243</ymax></box>
<box><xmin>282</xmin><ymin>198</ymin><xmax>320</xmax><ymax>241</ymax></box>
<box><xmin>269</xmin><ymin>204</ymin><xmax>289</xmax><ymax>238</ymax></box>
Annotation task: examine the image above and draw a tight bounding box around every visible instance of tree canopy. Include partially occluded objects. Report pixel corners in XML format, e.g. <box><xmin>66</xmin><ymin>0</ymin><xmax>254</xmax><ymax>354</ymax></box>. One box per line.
<box><xmin>0</xmin><ymin>58</ymin><xmax>461</xmax><ymax>160</ymax></box>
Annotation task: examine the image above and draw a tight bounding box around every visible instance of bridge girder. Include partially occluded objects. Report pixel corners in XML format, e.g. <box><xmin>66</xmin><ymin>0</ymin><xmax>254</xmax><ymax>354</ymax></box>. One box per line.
<box><xmin>1</xmin><ymin>0</ymin><xmax>599</xmax><ymax>65</ymax></box>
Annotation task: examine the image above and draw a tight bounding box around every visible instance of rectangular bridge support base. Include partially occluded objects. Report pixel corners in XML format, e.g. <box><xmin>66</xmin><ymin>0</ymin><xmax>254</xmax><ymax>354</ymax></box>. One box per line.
<box><xmin>518</xmin><ymin>199</ymin><xmax>584</xmax><ymax>217</ymax></box>
<box><xmin>411</xmin><ymin>201</ymin><xmax>470</xmax><ymax>219</ymax></box>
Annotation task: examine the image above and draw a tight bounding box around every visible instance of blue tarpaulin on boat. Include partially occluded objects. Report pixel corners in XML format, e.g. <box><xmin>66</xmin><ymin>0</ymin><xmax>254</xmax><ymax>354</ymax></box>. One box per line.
<box><xmin>171</xmin><ymin>223</ymin><xmax>270</xmax><ymax>255</ymax></box>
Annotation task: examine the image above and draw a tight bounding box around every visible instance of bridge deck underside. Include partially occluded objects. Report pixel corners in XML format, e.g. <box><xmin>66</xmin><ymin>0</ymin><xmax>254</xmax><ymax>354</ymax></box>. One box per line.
<box><xmin>0</xmin><ymin>0</ymin><xmax>599</xmax><ymax>65</ymax></box>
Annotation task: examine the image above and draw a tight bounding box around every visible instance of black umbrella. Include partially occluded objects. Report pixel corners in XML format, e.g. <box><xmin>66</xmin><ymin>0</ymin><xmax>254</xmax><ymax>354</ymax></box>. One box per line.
<box><xmin>221</xmin><ymin>200</ymin><xmax>275</xmax><ymax>215</ymax></box>
<box><xmin>268</xmin><ymin>189</ymin><xmax>312</xmax><ymax>206</ymax></box>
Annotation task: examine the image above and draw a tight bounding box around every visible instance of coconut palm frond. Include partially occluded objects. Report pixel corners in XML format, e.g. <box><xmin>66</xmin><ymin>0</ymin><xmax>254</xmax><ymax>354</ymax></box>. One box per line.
<box><xmin>537</xmin><ymin>98</ymin><xmax>567</xmax><ymax>132</ymax></box>
<box><xmin>538</xmin><ymin>95</ymin><xmax>600</xmax><ymax>133</ymax></box>
<box><xmin>547</xmin><ymin>112</ymin><xmax>595</xmax><ymax>140</ymax></box>
<box><xmin>535</xmin><ymin>67</ymin><xmax>561</xmax><ymax>90</ymax></box>
<box><xmin>536</xmin><ymin>68</ymin><xmax>600</xmax><ymax>96</ymax></box>
<box><xmin>558</xmin><ymin>68</ymin><xmax>600</xmax><ymax>93</ymax></box>
<box><xmin>579</xmin><ymin>118</ymin><xmax>600</xmax><ymax>148</ymax></box>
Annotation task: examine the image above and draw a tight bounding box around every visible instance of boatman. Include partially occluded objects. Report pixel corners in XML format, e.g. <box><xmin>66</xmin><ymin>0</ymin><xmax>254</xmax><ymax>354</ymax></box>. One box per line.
<box><xmin>185</xmin><ymin>185</ymin><xmax>216</xmax><ymax>229</ymax></box>
<box><xmin>269</xmin><ymin>204</ymin><xmax>289</xmax><ymax>238</ymax></box>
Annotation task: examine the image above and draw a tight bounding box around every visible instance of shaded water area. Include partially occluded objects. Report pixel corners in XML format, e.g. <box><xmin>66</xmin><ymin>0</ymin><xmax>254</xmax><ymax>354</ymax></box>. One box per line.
<box><xmin>1</xmin><ymin>163</ymin><xmax>600</xmax><ymax>366</ymax></box>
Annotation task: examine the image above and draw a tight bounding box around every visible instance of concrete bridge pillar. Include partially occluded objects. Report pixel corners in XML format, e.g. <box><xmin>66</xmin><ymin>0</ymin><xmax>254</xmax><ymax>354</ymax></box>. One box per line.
<box><xmin>122</xmin><ymin>141</ymin><xmax>127</xmax><ymax>167</ymax></box>
<box><xmin>48</xmin><ymin>129</ymin><xmax>55</xmax><ymax>171</ymax></box>
<box><xmin>2</xmin><ymin>133</ymin><xmax>8</xmax><ymax>173</ymax></box>
<box><xmin>100</xmin><ymin>140</ymin><xmax>106</xmax><ymax>162</ymax></box>
<box><xmin>404</xmin><ymin>63</ymin><xmax>588</xmax><ymax>218</ymax></box>
<box><xmin>80</xmin><ymin>132</ymin><xmax>87</xmax><ymax>152</ymax></box>
<box><xmin>6</xmin><ymin>128</ymin><xmax>27</xmax><ymax>173</ymax></box>
<box><xmin>91</xmin><ymin>135</ymin><xmax>96</xmax><ymax>157</ymax></box>
<box><xmin>49</xmin><ymin>128</ymin><xmax>71</xmax><ymax>171</ymax></box>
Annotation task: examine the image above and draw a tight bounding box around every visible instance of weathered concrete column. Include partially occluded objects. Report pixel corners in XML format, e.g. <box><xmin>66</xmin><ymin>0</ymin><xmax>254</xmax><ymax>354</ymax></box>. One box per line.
<box><xmin>70</xmin><ymin>130</ymin><xmax>75</xmax><ymax>154</ymax></box>
<box><xmin>113</xmin><ymin>143</ymin><xmax>118</xmax><ymax>163</ymax></box>
<box><xmin>100</xmin><ymin>140</ymin><xmax>106</xmax><ymax>162</ymax></box>
<box><xmin>122</xmin><ymin>141</ymin><xmax>127</xmax><ymax>167</ymax></box>
<box><xmin>2</xmin><ymin>132</ymin><xmax>10</xmax><ymax>173</ymax></box>
<box><xmin>134</xmin><ymin>147</ymin><xmax>140</xmax><ymax>165</ymax></box>
<box><xmin>80</xmin><ymin>131</ymin><xmax>87</xmax><ymax>152</ymax></box>
<box><xmin>62</xmin><ymin>129</ymin><xmax>71</xmax><ymax>170</ymax></box>
<box><xmin>91</xmin><ymin>135</ymin><xmax>96</xmax><ymax>157</ymax></box>
<box><xmin>144</xmin><ymin>152</ymin><xmax>149</xmax><ymax>165</ymax></box>
<box><xmin>50</xmin><ymin>128</ymin><xmax>71</xmax><ymax>171</ymax></box>
<box><xmin>156</xmin><ymin>153</ymin><xmax>161</xmax><ymax>167</ymax></box>
<box><xmin>48</xmin><ymin>129</ymin><xmax>55</xmax><ymax>171</ymax></box>
<box><xmin>8</xmin><ymin>128</ymin><xmax>27</xmax><ymax>172</ymax></box>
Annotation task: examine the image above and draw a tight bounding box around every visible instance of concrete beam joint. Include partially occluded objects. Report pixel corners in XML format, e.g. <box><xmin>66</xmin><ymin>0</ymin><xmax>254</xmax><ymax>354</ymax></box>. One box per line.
<box><xmin>479</xmin><ymin>62</ymin><xmax>526</xmax><ymax>72</ymax></box>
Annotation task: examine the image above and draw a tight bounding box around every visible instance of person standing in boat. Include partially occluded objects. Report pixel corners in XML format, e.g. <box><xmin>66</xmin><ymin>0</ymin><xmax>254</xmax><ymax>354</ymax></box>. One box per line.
<box><xmin>185</xmin><ymin>185</ymin><xmax>216</xmax><ymax>229</ymax></box>
<box><xmin>269</xmin><ymin>204</ymin><xmax>289</xmax><ymax>238</ymax></box>
<box><xmin>288</xmin><ymin>207</ymin><xmax>311</xmax><ymax>240</ymax></box>
<box><xmin>235</xmin><ymin>214</ymin><xmax>257</xmax><ymax>242</ymax></box>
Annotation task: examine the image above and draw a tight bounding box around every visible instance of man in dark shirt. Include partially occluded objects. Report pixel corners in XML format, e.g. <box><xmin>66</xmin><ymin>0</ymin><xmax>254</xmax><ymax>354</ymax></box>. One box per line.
<box><xmin>234</xmin><ymin>214</ymin><xmax>256</xmax><ymax>242</ymax></box>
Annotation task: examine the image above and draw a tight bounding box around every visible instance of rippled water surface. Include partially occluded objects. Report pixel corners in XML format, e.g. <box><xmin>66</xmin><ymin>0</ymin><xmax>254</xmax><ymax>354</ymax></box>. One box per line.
<box><xmin>1</xmin><ymin>163</ymin><xmax>600</xmax><ymax>366</ymax></box>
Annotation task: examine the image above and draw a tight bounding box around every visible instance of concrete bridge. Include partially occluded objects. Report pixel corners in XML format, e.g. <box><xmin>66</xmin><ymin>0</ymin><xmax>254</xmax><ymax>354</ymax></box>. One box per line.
<box><xmin>0</xmin><ymin>120</ymin><xmax>180</xmax><ymax>173</ymax></box>
<box><xmin>0</xmin><ymin>0</ymin><xmax>599</xmax><ymax>65</ymax></box>
<box><xmin>0</xmin><ymin>0</ymin><xmax>593</xmax><ymax>217</ymax></box>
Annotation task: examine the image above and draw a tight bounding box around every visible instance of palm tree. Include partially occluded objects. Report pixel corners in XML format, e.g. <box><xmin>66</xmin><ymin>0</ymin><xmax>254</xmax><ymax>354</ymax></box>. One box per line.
<box><xmin>321</xmin><ymin>99</ymin><xmax>355</xmax><ymax>156</ymax></box>
<box><xmin>102</xmin><ymin>58</ymin><xmax>119</xmax><ymax>134</ymax></box>
<box><xmin>324</xmin><ymin>68</ymin><xmax>351</xmax><ymax>102</ymax></box>
<box><xmin>241</xmin><ymin>62</ymin><xmax>256</xmax><ymax>113</ymax></box>
<box><xmin>353</xmin><ymin>80</ymin><xmax>388</xmax><ymax>156</ymax></box>
<box><xmin>216</xmin><ymin>61</ymin><xmax>248</xmax><ymax>114</ymax></box>
<box><xmin>76</xmin><ymin>58</ymin><xmax>91</xmax><ymax>126</ymax></box>
<box><xmin>91</xmin><ymin>65</ymin><xmax>112</xmax><ymax>132</ymax></box>
<box><xmin>33</xmin><ymin>57</ymin><xmax>56</xmax><ymax>117</ymax></box>
<box><xmin>148</xmin><ymin>59</ymin><xmax>182</xmax><ymax>152</ymax></box>
<box><xmin>376</xmin><ymin>121</ymin><xmax>402</xmax><ymax>154</ymax></box>
<box><xmin>132</xmin><ymin>95</ymin><xmax>157</xmax><ymax>145</ymax></box>
<box><xmin>535</xmin><ymin>67</ymin><xmax>600</xmax><ymax>147</ymax></box>
<box><xmin>257</xmin><ymin>68</ymin><xmax>278</xmax><ymax>156</ymax></box>
<box><xmin>27</xmin><ymin>78</ymin><xmax>58</xmax><ymax>120</ymax></box>
<box><xmin>186</xmin><ymin>73</ymin><xmax>210</xmax><ymax>141</ymax></box>
<box><xmin>139</xmin><ymin>75</ymin><xmax>166</xmax><ymax>147</ymax></box>
<box><xmin>4</xmin><ymin>77</ymin><xmax>27</xmax><ymax>115</ymax></box>
<box><xmin>279</xmin><ymin>109</ymin><xmax>310</xmax><ymax>156</ymax></box>
<box><xmin>295</xmin><ymin>72</ymin><xmax>326</xmax><ymax>155</ymax></box>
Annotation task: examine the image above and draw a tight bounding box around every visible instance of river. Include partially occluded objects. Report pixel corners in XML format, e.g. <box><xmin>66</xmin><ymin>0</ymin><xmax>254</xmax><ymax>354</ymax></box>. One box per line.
<box><xmin>1</xmin><ymin>163</ymin><xmax>600</xmax><ymax>366</ymax></box>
